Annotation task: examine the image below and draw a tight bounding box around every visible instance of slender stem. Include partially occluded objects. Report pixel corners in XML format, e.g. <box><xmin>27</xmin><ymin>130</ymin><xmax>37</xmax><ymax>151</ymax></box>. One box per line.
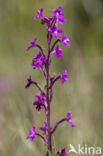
<box><xmin>36</xmin><ymin>44</ymin><xmax>46</xmax><ymax>57</ymax></box>
<box><xmin>46</xmin><ymin>21</ymin><xmax>59</xmax><ymax>155</ymax></box>
<box><xmin>49</xmin><ymin>76</ymin><xmax>60</xmax><ymax>90</ymax></box>
<box><xmin>51</xmin><ymin>118</ymin><xmax>67</xmax><ymax>134</ymax></box>
<box><xmin>43</xmin><ymin>68</ymin><xmax>47</xmax><ymax>79</ymax></box>
<box><xmin>31</xmin><ymin>81</ymin><xmax>43</xmax><ymax>93</ymax></box>
<box><xmin>37</xmin><ymin>133</ymin><xmax>48</xmax><ymax>144</ymax></box>
<box><xmin>50</xmin><ymin>87</ymin><xmax>53</xmax><ymax>104</ymax></box>
<box><xmin>49</xmin><ymin>76</ymin><xmax>60</xmax><ymax>104</ymax></box>
<box><xmin>46</xmin><ymin>32</ymin><xmax>52</xmax><ymax>155</ymax></box>
<box><xmin>50</xmin><ymin>39</ymin><xmax>60</xmax><ymax>53</ymax></box>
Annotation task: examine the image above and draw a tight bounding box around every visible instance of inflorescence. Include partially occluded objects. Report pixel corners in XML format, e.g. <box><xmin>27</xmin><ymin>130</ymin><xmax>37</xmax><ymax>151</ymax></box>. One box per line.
<box><xmin>25</xmin><ymin>6</ymin><xmax>75</xmax><ymax>156</ymax></box>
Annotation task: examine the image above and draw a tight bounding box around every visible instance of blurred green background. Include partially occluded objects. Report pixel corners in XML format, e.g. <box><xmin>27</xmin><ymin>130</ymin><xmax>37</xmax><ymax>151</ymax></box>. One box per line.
<box><xmin>0</xmin><ymin>0</ymin><xmax>103</xmax><ymax>155</ymax></box>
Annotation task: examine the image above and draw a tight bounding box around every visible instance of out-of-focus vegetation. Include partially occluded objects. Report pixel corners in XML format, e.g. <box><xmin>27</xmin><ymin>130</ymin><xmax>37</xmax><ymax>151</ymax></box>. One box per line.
<box><xmin>0</xmin><ymin>0</ymin><xmax>103</xmax><ymax>155</ymax></box>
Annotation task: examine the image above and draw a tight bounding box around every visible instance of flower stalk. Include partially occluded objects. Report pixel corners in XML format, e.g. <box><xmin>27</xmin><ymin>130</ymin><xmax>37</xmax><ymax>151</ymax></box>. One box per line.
<box><xmin>46</xmin><ymin>32</ymin><xmax>52</xmax><ymax>154</ymax></box>
<box><xmin>25</xmin><ymin>7</ymin><xmax>75</xmax><ymax>156</ymax></box>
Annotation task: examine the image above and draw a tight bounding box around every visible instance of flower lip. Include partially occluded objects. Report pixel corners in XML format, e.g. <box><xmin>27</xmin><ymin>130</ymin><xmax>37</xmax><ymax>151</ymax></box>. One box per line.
<box><xmin>26</xmin><ymin>125</ymin><xmax>38</xmax><ymax>140</ymax></box>
<box><xmin>67</xmin><ymin>112</ymin><xmax>76</xmax><ymax>127</ymax></box>
<box><xmin>55</xmin><ymin>44</ymin><xmax>63</xmax><ymax>59</ymax></box>
<box><xmin>60</xmin><ymin>34</ymin><xmax>70</xmax><ymax>46</ymax></box>
<box><xmin>32</xmin><ymin>8</ymin><xmax>44</xmax><ymax>20</ymax></box>
<box><xmin>26</xmin><ymin>37</ymin><xmax>37</xmax><ymax>51</ymax></box>
<box><xmin>59</xmin><ymin>70</ymin><xmax>68</xmax><ymax>84</ymax></box>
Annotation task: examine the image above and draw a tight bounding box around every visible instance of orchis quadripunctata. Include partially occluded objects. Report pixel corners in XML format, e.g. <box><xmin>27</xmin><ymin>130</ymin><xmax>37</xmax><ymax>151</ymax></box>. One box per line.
<box><xmin>25</xmin><ymin>6</ymin><xmax>75</xmax><ymax>156</ymax></box>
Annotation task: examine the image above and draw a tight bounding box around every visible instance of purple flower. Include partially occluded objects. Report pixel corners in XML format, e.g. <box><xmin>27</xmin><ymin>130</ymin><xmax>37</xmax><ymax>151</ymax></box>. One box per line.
<box><xmin>39</xmin><ymin>122</ymin><xmax>48</xmax><ymax>137</ymax></box>
<box><xmin>52</xmin><ymin>7</ymin><xmax>67</xmax><ymax>25</ymax></box>
<box><xmin>67</xmin><ymin>112</ymin><xmax>75</xmax><ymax>127</ymax></box>
<box><xmin>33</xmin><ymin>93</ymin><xmax>46</xmax><ymax>111</ymax></box>
<box><xmin>41</xmin><ymin>17</ymin><xmax>52</xmax><ymax>25</ymax></box>
<box><xmin>32</xmin><ymin>8</ymin><xmax>44</xmax><ymax>20</ymax></box>
<box><xmin>27</xmin><ymin>37</ymin><xmax>37</xmax><ymax>51</ymax></box>
<box><xmin>57</xmin><ymin>148</ymin><xmax>67</xmax><ymax>156</ymax></box>
<box><xmin>59</xmin><ymin>70</ymin><xmax>68</xmax><ymax>84</ymax></box>
<box><xmin>32</xmin><ymin>52</ymin><xmax>47</xmax><ymax>70</ymax></box>
<box><xmin>60</xmin><ymin>34</ymin><xmax>70</xmax><ymax>46</ymax></box>
<box><xmin>27</xmin><ymin>125</ymin><xmax>38</xmax><ymax>140</ymax></box>
<box><xmin>48</xmin><ymin>24</ymin><xmax>63</xmax><ymax>38</ymax></box>
<box><xmin>52</xmin><ymin>7</ymin><xmax>64</xmax><ymax>17</ymax></box>
<box><xmin>55</xmin><ymin>44</ymin><xmax>63</xmax><ymax>59</ymax></box>
<box><xmin>57</xmin><ymin>18</ymin><xmax>67</xmax><ymax>25</ymax></box>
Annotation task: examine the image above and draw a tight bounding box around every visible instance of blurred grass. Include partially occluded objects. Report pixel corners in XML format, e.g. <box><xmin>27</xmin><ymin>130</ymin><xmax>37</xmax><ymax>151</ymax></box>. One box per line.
<box><xmin>0</xmin><ymin>0</ymin><xmax>103</xmax><ymax>155</ymax></box>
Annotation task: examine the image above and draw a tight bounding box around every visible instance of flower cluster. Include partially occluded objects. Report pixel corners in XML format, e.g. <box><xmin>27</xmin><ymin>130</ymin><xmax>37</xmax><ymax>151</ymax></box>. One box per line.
<box><xmin>25</xmin><ymin>6</ymin><xmax>75</xmax><ymax>156</ymax></box>
<box><xmin>34</xmin><ymin>7</ymin><xmax>70</xmax><ymax>47</ymax></box>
